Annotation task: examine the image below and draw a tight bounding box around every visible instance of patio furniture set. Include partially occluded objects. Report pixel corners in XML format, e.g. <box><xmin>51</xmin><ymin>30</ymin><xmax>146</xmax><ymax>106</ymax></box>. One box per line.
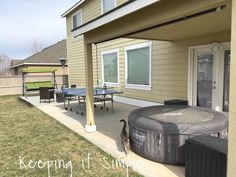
<box><xmin>22</xmin><ymin>68</ymin><xmax>57</xmax><ymax>97</ymax></box>
<box><xmin>23</xmin><ymin>68</ymin><xmax>228</xmax><ymax>176</ymax></box>
<box><xmin>61</xmin><ymin>87</ymin><xmax>123</xmax><ymax>116</ymax></box>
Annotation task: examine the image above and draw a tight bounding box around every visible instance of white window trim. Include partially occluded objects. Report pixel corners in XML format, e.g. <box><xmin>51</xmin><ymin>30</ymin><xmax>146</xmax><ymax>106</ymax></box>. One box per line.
<box><xmin>72</xmin><ymin>9</ymin><xmax>83</xmax><ymax>29</ymax></box>
<box><xmin>125</xmin><ymin>42</ymin><xmax>152</xmax><ymax>91</ymax></box>
<box><xmin>188</xmin><ymin>42</ymin><xmax>230</xmax><ymax>111</ymax></box>
<box><xmin>101</xmin><ymin>48</ymin><xmax>120</xmax><ymax>87</ymax></box>
<box><xmin>101</xmin><ymin>0</ymin><xmax>117</xmax><ymax>14</ymax></box>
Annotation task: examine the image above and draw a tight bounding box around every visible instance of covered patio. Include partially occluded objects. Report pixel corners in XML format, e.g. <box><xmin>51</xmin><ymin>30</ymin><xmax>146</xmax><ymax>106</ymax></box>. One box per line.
<box><xmin>73</xmin><ymin>0</ymin><xmax>235</xmax><ymax>176</ymax></box>
<box><xmin>21</xmin><ymin>96</ymin><xmax>184</xmax><ymax>177</ymax></box>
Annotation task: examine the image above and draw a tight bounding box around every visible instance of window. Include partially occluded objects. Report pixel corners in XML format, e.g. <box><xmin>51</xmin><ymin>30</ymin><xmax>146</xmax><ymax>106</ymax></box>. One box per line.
<box><xmin>101</xmin><ymin>49</ymin><xmax>119</xmax><ymax>86</ymax></box>
<box><xmin>125</xmin><ymin>42</ymin><xmax>152</xmax><ymax>90</ymax></box>
<box><xmin>72</xmin><ymin>10</ymin><xmax>82</xmax><ymax>29</ymax></box>
<box><xmin>102</xmin><ymin>0</ymin><xmax>116</xmax><ymax>14</ymax></box>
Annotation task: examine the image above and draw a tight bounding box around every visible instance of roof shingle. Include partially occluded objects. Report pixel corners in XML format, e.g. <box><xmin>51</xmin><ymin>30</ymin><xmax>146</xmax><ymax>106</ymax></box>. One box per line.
<box><xmin>11</xmin><ymin>39</ymin><xmax>67</xmax><ymax>68</ymax></box>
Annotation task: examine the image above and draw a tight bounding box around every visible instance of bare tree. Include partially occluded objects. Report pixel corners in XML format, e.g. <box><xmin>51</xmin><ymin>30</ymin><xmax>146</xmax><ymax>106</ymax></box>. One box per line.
<box><xmin>0</xmin><ymin>54</ymin><xmax>11</xmax><ymax>75</ymax></box>
<box><xmin>30</xmin><ymin>39</ymin><xmax>44</xmax><ymax>54</ymax></box>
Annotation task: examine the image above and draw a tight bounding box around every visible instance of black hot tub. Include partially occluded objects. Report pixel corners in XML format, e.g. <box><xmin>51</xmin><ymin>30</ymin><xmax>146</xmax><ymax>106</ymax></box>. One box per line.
<box><xmin>128</xmin><ymin>105</ymin><xmax>227</xmax><ymax>165</ymax></box>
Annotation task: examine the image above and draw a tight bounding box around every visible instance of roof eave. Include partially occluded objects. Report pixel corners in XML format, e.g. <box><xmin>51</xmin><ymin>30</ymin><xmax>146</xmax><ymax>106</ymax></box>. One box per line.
<box><xmin>10</xmin><ymin>63</ymin><xmax>67</xmax><ymax>69</ymax></box>
<box><xmin>61</xmin><ymin>0</ymin><xmax>86</xmax><ymax>18</ymax></box>
<box><xmin>72</xmin><ymin>0</ymin><xmax>160</xmax><ymax>37</ymax></box>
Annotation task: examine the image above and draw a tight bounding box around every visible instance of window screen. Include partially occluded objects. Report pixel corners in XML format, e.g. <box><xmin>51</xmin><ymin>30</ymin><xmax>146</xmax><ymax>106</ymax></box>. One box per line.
<box><xmin>103</xmin><ymin>0</ymin><xmax>116</xmax><ymax>13</ymax></box>
<box><xmin>103</xmin><ymin>52</ymin><xmax>118</xmax><ymax>83</ymax></box>
<box><xmin>127</xmin><ymin>47</ymin><xmax>150</xmax><ymax>85</ymax></box>
<box><xmin>73</xmin><ymin>12</ymin><xmax>82</xmax><ymax>29</ymax></box>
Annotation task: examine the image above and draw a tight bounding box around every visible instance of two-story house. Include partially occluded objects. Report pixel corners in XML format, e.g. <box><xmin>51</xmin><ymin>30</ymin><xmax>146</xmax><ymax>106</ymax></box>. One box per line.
<box><xmin>62</xmin><ymin>1</ymin><xmax>236</xmax><ymax>175</ymax></box>
<box><xmin>63</xmin><ymin>0</ymin><xmax>231</xmax><ymax>112</ymax></box>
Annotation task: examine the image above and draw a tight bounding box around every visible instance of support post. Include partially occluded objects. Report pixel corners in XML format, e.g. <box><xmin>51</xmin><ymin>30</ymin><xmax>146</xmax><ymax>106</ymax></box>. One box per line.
<box><xmin>228</xmin><ymin>0</ymin><xmax>236</xmax><ymax>176</ymax></box>
<box><xmin>84</xmin><ymin>37</ymin><xmax>96</xmax><ymax>132</ymax></box>
<box><xmin>53</xmin><ymin>72</ymin><xmax>57</xmax><ymax>90</ymax></box>
<box><xmin>22</xmin><ymin>73</ymin><xmax>25</xmax><ymax>96</ymax></box>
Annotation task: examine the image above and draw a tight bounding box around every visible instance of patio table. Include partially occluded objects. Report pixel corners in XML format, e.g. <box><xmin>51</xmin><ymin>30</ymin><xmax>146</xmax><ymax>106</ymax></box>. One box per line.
<box><xmin>62</xmin><ymin>88</ymin><xmax>123</xmax><ymax>115</ymax></box>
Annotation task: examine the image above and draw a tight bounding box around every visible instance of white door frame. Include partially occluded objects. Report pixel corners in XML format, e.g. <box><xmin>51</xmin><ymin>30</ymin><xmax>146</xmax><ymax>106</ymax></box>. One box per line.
<box><xmin>188</xmin><ymin>42</ymin><xmax>230</xmax><ymax>111</ymax></box>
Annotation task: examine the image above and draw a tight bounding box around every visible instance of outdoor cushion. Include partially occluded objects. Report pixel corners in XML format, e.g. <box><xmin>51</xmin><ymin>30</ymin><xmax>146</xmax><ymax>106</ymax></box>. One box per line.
<box><xmin>26</xmin><ymin>81</ymin><xmax>54</xmax><ymax>91</ymax></box>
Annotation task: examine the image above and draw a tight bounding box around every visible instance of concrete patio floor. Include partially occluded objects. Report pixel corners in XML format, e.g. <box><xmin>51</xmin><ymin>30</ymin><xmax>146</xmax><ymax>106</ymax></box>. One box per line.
<box><xmin>21</xmin><ymin>96</ymin><xmax>185</xmax><ymax>177</ymax></box>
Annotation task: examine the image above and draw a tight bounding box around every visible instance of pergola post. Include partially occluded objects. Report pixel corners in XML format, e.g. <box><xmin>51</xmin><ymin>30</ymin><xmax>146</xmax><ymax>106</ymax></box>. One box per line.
<box><xmin>84</xmin><ymin>37</ymin><xmax>96</xmax><ymax>132</ymax></box>
<box><xmin>227</xmin><ymin>0</ymin><xmax>236</xmax><ymax>176</ymax></box>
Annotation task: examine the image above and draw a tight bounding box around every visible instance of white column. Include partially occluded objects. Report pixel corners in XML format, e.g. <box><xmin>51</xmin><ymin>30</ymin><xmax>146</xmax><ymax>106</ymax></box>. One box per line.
<box><xmin>228</xmin><ymin>0</ymin><xmax>236</xmax><ymax>176</ymax></box>
<box><xmin>84</xmin><ymin>37</ymin><xmax>96</xmax><ymax>132</ymax></box>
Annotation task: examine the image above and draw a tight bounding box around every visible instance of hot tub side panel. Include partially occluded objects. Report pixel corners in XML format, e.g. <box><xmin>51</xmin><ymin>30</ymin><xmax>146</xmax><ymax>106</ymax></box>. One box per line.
<box><xmin>129</xmin><ymin>125</ymin><xmax>195</xmax><ymax>165</ymax></box>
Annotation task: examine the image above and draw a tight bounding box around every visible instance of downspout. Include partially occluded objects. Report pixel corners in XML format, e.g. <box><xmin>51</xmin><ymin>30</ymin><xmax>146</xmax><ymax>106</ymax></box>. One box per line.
<box><xmin>22</xmin><ymin>72</ymin><xmax>25</xmax><ymax>96</ymax></box>
<box><xmin>95</xmin><ymin>44</ymin><xmax>99</xmax><ymax>87</ymax></box>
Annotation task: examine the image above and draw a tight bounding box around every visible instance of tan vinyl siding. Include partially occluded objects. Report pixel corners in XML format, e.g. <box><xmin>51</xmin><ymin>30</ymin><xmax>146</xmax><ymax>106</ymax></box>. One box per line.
<box><xmin>65</xmin><ymin>0</ymin><xmax>131</xmax><ymax>87</ymax></box>
<box><xmin>117</xmin><ymin>0</ymin><xmax>129</xmax><ymax>6</ymax></box>
<box><xmin>67</xmin><ymin>27</ymin><xmax>229</xmax><ymax>102</ymax></box>
<box><xmin>82</xmin><ymin>0</ymin><xmax>101</xmax><ymax>24</ymax></box>
<box><xmin>93</xmin><ymin>31</ymin><xmax>230</xmax><ymax>103</ymax></box>
<box><xmin>67</xmin><ymin>0</ymin><xmax>131</xmax><ymax>31</ymax></box>
<box><xmin>81</xmin><ymin>0</ymin><xmax>129</xmax><ymax>24</ymax></box>
<box><xmin>66</xmin><ymin>13</ymin><xmax>85</xmax><ymax>87</ymax></box>
<box><xmin>68</xmin><ymin>39</ymin><xmax>85</xmax><ymax>87</ymax></box>
<box><xmin>94</xmin><ymin>38</ymin><xmax>187</xmax><ymax>103</ymax></box>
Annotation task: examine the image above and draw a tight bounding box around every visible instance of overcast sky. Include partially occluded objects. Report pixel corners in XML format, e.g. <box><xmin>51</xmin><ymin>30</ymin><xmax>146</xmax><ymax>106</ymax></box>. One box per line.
<box><xmin>0</xmin><ymin>0</ymin><xmax>78</xmax><ymax>59</ymax></box>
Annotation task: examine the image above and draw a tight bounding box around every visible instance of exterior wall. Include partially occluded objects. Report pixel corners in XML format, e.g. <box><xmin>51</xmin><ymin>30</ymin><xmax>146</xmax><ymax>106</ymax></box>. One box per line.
<box><xmin>66</xmin><ymin>11</ymin><xmax>85</xmax><ymax>87</ymax></box>
<box><xmin>94</xmin><ymin>31</ymin><xmax>230</xmax><ymax>103</ymax></box>
<box><xmin>82</xmin><ymin>0</ymin><xmax>129</xmax><ymax>23</ymax></box>
<box><xmin>82</xmin><ymin>0</ymin><xmax>101</xmax><ymax>24</ymax></box>
<box><xmin>69</xmin><ymin>0</ymin><xmax>130</xmax><ymax>25</ymax></box>
<box><xmin>67</xmin><ymin>30</ymin><xmax>230</xmax><ymax>103</ymax></box>
<box><xmin>65</xmin><ymin>0</ymin><xmax>230</xmax><ymax>103</ymax></box>
<box><xmin>66</xmin><ymin>0</ymin><xmax>135</xmax><ymax>88</ymax></box>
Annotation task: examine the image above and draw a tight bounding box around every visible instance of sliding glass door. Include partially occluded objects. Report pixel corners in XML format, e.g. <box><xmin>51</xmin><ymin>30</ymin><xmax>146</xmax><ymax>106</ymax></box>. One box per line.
<box><xmin>191</xmin><ymin>43</ymin><xmax>230</xmax><ymax>112</ymax></box>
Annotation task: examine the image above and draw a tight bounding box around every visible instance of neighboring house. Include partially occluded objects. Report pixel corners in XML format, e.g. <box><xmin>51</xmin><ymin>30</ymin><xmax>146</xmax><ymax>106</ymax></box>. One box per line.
<box><xmin>11</xmin><ymin>59</ymin><xmax>22</xmax><ymax>67</ymax></box>
<box><xmin>9</xmin><ymin>59</ymin><xmax>22</xmax><ymax>75</ymax></box>
<box><xmin>10</xmin><ymin>39</ymin><xmax>68</xmax><ymax>75</ymax></box>
<box><xmin>62</xmin><ymin>0</ymin><xmax>231</xmax><ymax>112</ymax></box>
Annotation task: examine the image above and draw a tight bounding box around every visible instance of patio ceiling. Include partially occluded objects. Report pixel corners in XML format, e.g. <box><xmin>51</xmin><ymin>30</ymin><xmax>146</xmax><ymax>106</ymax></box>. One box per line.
<box><xmin>126</xmin><ymin>6</ymin><xmax>231</xmax><ymax>41</ymax></box>
<box><xmin>77</xmin><ymin>0</ymin><xmax>230</xmax><ymax>44</ymax></box>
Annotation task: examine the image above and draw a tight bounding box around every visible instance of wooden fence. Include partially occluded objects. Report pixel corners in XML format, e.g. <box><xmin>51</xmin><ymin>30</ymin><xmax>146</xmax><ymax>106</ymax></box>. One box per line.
<box><xmin>0</xmin><ymin>75</ymin><xmax>68</xmax><ymax>96</ymax></box>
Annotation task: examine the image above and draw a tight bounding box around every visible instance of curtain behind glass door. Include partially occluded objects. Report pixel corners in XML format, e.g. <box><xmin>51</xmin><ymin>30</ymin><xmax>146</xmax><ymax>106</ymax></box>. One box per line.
<box><xmin>223</xmin><ymin>50</ymin><xmax>230</xmax><ymax>112</ymax></box>
<box><xmin>197</xmin><ymin>52</ymin><xmax>213</xmax><ymax>108</ymax></box>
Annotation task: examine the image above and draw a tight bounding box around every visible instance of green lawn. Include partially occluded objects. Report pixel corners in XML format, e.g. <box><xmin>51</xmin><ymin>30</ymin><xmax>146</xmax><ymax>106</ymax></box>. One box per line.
<box><xmin>0</xmin><ymin>96</ymin><xmax>143</xmax><ymax>177</ymax></box>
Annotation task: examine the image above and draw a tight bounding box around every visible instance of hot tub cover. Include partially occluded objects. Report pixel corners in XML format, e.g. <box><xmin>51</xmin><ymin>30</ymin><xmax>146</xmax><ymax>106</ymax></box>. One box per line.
<box><xmin>128</xmin><ymin>105</ymin><xmax>227</xmax><ymax>135</ymax></box>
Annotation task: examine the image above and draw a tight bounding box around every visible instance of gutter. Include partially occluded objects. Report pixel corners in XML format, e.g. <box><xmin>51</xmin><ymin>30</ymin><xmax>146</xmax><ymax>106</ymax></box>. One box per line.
<box><xmin>72</xmin><ymin>0</ymin><xmax>160</xmax><ymax>37</ymax></box>
<box><xmin>10</xmin><ymin>63</ymin><xmax>68</xmax><ymax>69</ymax></box>
<box><xmin>61</xmin><ymin>0</ymin><xmax>86</xmax><ymax>17</ymax></box>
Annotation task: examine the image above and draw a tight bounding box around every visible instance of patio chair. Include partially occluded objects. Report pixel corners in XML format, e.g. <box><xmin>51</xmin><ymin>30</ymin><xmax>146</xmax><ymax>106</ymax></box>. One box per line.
<box><xmin>39</xmin><ymin>87</ymin><xmax>54</xmax><ymax>103</ymax></box>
